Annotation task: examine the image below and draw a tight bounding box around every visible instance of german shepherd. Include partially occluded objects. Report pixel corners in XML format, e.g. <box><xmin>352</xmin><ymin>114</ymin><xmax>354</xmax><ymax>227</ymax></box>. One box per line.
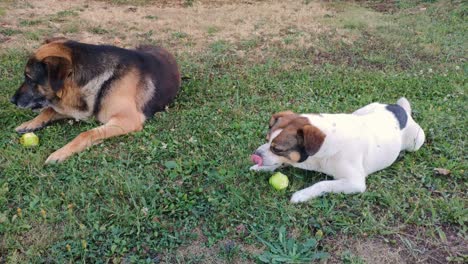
<box><xmin>11</xmin><ymin>38</ymin><xmax>181</xmax><ymax>163</ymax></box>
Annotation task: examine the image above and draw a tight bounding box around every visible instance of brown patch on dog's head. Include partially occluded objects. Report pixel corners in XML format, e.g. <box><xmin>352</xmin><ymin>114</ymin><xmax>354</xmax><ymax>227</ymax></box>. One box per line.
<box><xmin>35</xmin><ymin>42</ymin><xmax>72</xmax><ymax>62</ymax></box>
<box><xmin>267</xmin><ymin>110</ymin><xmax>297</xmax><ymax>140</ymax></box>
<box><xmin>268</xmin><ymin>115</ymin><xmax>326</xmax><ymax>163</ymax></box>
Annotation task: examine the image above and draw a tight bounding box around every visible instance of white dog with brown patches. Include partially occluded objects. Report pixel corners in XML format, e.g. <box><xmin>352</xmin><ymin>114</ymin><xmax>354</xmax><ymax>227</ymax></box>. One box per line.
<box><xmin>250</xmin><ymin>98</ymin><xmax>425</xmax><ymax>203</ymax></box>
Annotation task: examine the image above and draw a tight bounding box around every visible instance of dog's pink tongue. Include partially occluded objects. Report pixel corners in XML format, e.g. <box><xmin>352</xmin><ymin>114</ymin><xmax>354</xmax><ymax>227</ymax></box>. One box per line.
<box><xmin>251</xmin><ymin>154</ymin><xmax>263</xmax><ymax>166</ymax></box>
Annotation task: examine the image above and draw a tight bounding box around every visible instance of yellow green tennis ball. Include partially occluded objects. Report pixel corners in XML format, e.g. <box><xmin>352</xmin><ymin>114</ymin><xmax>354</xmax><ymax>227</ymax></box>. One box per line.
<box><xmin>269</xmin><ymin>172</ymin><xmax>289</xmax><ymax>190</ymax></box>
<box><xmin>20</xmin><ymin>132</ymin><xmax>39</xmax><ymax>147</ymax></box>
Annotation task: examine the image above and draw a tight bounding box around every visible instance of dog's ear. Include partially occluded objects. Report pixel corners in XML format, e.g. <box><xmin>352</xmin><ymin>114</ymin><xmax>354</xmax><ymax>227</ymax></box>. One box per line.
<box><xmin>43</xmin><ymin>56</ymin><xmax>72</xmax><ymax>92</ymax></box>
<box><xmin>43</xmin><ymin>37</ymin><xmax>68</xmax><ymax>44</ymax></box>
<box><xmin>297</xmin><ymin>124</ymin><xmax>326</xmax><ymax>156</ymax></box>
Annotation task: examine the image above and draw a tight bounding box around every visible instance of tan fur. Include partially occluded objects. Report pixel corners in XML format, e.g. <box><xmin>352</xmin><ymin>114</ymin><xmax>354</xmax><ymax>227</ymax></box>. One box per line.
<box><xmin>51</xmin><ymin>79</ymin><xmax>85</xmax><ymax>117</ymax></box>
<box><xmin>45</xmin><ymin>116</ymin><xmax>143</xmax><ymax>163</ymax></box>
<box><xmin>288</xmin><ymin>151</ymin><xmax>301</xmax><ymax>162</ymax></box>
<box><xmin>46</xmin><ymin>69</ymin><xmax>145</xmax><ymax>163</ymax></box>
<box><xmin>97</xmin><ymin>69</ymin><xmax>145</xmax><ymax>125</ymax></box>
<box><xmin>135</xmin><ymin>76</ymin><xmax>156</xmax><ymax>112</ymax></box>
<box><xmin>35</xmin><ymin>43</ymin><xmax>72</xmax><ymax>62</ymax></box>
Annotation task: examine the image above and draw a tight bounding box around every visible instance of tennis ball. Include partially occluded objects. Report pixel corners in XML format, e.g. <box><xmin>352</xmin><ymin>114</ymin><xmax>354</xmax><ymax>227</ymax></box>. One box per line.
<box><xmin>269</xmin><ymin>172</ymin><xmax>289</xmax><ymax>190</ymax></box>
<box><xmin>20</xmin><ymin>132</ymin><xmax>39</xmax><ymax>147</ymax></box>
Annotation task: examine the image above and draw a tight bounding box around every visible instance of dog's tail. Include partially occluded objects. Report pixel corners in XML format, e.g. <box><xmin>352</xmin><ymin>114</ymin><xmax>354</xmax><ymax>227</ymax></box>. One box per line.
<box><xmin>397</xmin><ymin>97</ymin><xmax>425</xmax><ymax>152</ymax></box>
<box><xmin>397</xmin><ymin>97</ymin><xmax>411</xmax><ymax>115</ymax></box>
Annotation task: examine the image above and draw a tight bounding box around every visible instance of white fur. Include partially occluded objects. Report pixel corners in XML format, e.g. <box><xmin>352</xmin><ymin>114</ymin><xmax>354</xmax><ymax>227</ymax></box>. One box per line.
<box><xmin>251</xmin><ymin>98</ymin><xmax>425</xmax><ymax>203</ymax></box>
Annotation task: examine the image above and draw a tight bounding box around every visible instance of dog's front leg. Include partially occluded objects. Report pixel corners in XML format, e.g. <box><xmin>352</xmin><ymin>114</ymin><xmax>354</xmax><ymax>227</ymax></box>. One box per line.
<box><xmin>16</xmin><ymin>107</ymin><xmax>67</xmax><ymax>133</ymax></box>
<box><xmin>290</xmin><ymin>165</ymin><xmax>366</xmax><ymax>203</ymax></box>
<box><xmin>250</xmin><ymin>164</ymin><xmax>281</xmax><ymax>172</ymax></box>
<box><xmin>45</xmin><ymin>114</ymin><xmax>144</xmax><ymax>164</ymax></box>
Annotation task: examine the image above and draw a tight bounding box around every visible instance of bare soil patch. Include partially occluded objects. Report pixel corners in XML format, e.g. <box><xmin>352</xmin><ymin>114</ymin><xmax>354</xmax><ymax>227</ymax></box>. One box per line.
<box><xmin>160</xmin><ymin>227</ymin><xmax>261</xmax><ymax>263</ymax></box>
<box><xmin>0</xmin><ymin>0</ymin><xmax>330</xmax><ymax>56</ymax></box>
<box><xmin>326</xmin><ymin>226</ymin><xmax>467</xmax><ymax>264</ymax></box>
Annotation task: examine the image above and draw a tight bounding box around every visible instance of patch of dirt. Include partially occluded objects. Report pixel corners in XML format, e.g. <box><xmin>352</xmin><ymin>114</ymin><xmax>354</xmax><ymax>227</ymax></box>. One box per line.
<box><xmin>392</xmin><ymin>225</ymin><xmax>467</xmax><ymax>264</ymax></box>
<box><xmin>0</xmin><ymin>221</ymin><xmax>65</xmax><ymax>262</ymax></box>
<box><xmin>159</xmin><ymin>227</ymin><xmax>261</xmax><ymax>263</ymax></box>
<box><xmin>0</xmin><ymin>0</ymin><xmax>330</xmax><ymax>57</ymax></box>
<box><xmin>326</xmin><ymin>225</ymin><xmax>467</xmax><ymax>264</ymax></box>
<box><xmin>326</xmin><ymin>235</ymin><xmax>406</xmax><ymax>264</ymax></box>
<box><xmin>356</xmin><ymin>0</ymin><xmax>398</xmax><ymax>14</ymax></box>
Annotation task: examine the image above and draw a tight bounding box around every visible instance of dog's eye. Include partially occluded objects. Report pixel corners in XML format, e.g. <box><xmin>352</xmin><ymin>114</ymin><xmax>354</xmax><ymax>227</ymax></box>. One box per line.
<box><xmin>271</xmin><ymin>146</ymin><xmax>284</xmax><ymax>153</ymax></box>
<box><xmin>25</xmin><ymin>75</ymin><xmax>34</xmax><ymax>85</ymax></box>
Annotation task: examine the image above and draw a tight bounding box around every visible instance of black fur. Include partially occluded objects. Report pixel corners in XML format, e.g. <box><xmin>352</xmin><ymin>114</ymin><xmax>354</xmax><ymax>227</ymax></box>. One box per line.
<box><xmin>63</xmin><ymin>41</ymin><xmax>180</xmax><ymax>119</ymax></box>
<box><xmin>297</xmin><ymin>147</ymin><xmax>309</xmax><ymax>163</ymax></box>
<box><xmin>11</xmin><ymin>40</ymin><xmax>180</xmax><ymax>121</ymax></box>
<box><xmin>10</xmin><ymin>58</ymin><xmax>48</xmax><ymax>109</ymax></box>
<box><xmin>386</xmin><ymin>104</ymin><xmax>408</xmax><ymax>129</ymax></box>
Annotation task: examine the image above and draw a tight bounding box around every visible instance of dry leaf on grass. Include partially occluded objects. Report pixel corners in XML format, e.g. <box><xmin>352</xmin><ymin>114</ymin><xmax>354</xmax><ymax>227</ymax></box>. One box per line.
<box><xmin>433</xmin><ymin>168</ymin><xmax>451</xmax><ymax>176</ymax></box>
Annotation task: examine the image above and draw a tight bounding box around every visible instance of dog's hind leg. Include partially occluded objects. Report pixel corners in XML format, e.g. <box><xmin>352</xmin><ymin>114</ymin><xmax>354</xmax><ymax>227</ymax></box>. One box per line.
<box><xmin>396</xmin><ymin>98</ymin><xmax>425</xmax><ymax>152</ymax></box>
<box><xmin>402</xmin><ymin>121</ymin><xmax>425</xmax><ymax>152</ymax></box>
<box><xmin>16</xmin><ymin>107</ymin><xmax>67</xmax><ymax>133</ymax></box>
<box><xmin>45</xmin><ymin>113</ymin><xmax>144</xmax><ymax>164</ymax></box>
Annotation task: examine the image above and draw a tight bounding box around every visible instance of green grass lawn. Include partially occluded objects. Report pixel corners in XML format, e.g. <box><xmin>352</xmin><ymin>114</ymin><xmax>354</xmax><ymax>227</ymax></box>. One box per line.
<box><xmin>0</xmin><ymin>0</ymin><xmax>466</xmax><ymax>263</ymax></box>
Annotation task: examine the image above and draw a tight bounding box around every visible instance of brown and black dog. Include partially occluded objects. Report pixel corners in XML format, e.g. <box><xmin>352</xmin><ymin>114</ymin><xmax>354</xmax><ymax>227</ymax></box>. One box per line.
<box><xmin>11</xmin><ymin>38</ymin><xmax>180</xmax><ymax>163</ymax></box>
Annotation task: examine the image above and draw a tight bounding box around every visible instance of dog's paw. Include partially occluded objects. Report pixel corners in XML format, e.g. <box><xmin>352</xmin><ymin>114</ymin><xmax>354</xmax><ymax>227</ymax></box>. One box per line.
<box><xmin>15</xmin><ymin>121</ymin><xmax>44</xmax><ymax>133</ymax></box>
<box><xmin>250</xmin><ymin>165</ymin><xmax>261</xmax><ymax>171</ymax></box>
<box><xmin>45</xmin><ymin>148</ymin><xmax>70</xmax><ymax>164</ymax></box>
<box><xmin>290</xmin><ymin>191</ymin><xmax>312</xmax><ymax>204</ymax></box>
<box><xmin>250</xmin><ymin>164</ymin><xmax>279</xmax><ymax>172</ymax></box>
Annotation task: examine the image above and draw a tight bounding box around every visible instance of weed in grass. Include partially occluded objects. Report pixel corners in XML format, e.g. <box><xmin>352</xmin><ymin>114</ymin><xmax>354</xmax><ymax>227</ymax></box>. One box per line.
<box><xmin>256</xmin><ymin>226</ymin><xmax>329</xmax><ymax>263</ymax></box>
<box><xmin>207</xmin><ymin>26</ymin><xmax>220</xmax><ymax>36</ymax></box>
<box><xmin>19</xmin><ymin>19</ymin><xmax>42</xmax><ymax>27</ymax></box>
<box><xmin>172</xmin><ymin>31</ymin><xmax>189</xmax><ymax>39</ymax></box>
<box><xmin>50</xmin><ymin>9</ymin><xmax>79</xmax><ymax>22</ymax></box>
<box><xmin>0</xmin><ymin>28</ymin><xmax>21</xmax><ymax>36</ymax></box>
<box><xmin>184</xmin><ymin>0</ymin><xmax>195</xmax><ymax>7</ymax></box>
<box><xmin>209</xmin><ymin>40</ymin><xmax>232</xmax><ymax>54</ymax></box>
<box><xmin>219</xmin><ymin>240</ymin><xmax>239</xmax><ymax>262</ymax></box>
<box><xmin>143</xmin><ymin>15</ymin><xmax>158</xmax><ymax>20</ymax></box>
<box><xmin>24</xmin><ymin>31</ymin><xmax>41</xmax><ymax>41</ymax></box>
<box><xmin>63</xmin><ymin>23</ymin><xmax>80</xmax><ymax>34</ymax></box>
<box><xmin>341</xmin><ymin>251</ymin><xmax>366</xmax><ymax>264</ymax></box>
<box><xmin>89</xmin><ymin>27</ymin><xmax>109</xmax><ymax>35</ymax></box>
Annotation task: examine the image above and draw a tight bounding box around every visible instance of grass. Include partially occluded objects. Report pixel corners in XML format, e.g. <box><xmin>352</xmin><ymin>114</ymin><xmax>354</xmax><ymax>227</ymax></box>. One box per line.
<box><xmin>0</xmin><ymin>0</ymin><xmax>467</xmax><ymax>263</ymax></box>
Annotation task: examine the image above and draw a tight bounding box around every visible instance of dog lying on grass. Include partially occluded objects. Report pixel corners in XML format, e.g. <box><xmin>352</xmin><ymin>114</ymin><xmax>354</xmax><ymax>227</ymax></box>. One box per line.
<box><xmin>11</xmin><ymin>38</ymin><xmax>180</xmax><ymax>163</ymax></box>
<box><xmin>251</xmin><ymin>98</ymin><xmax>425</xmax><ymax>203</ymax></box>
